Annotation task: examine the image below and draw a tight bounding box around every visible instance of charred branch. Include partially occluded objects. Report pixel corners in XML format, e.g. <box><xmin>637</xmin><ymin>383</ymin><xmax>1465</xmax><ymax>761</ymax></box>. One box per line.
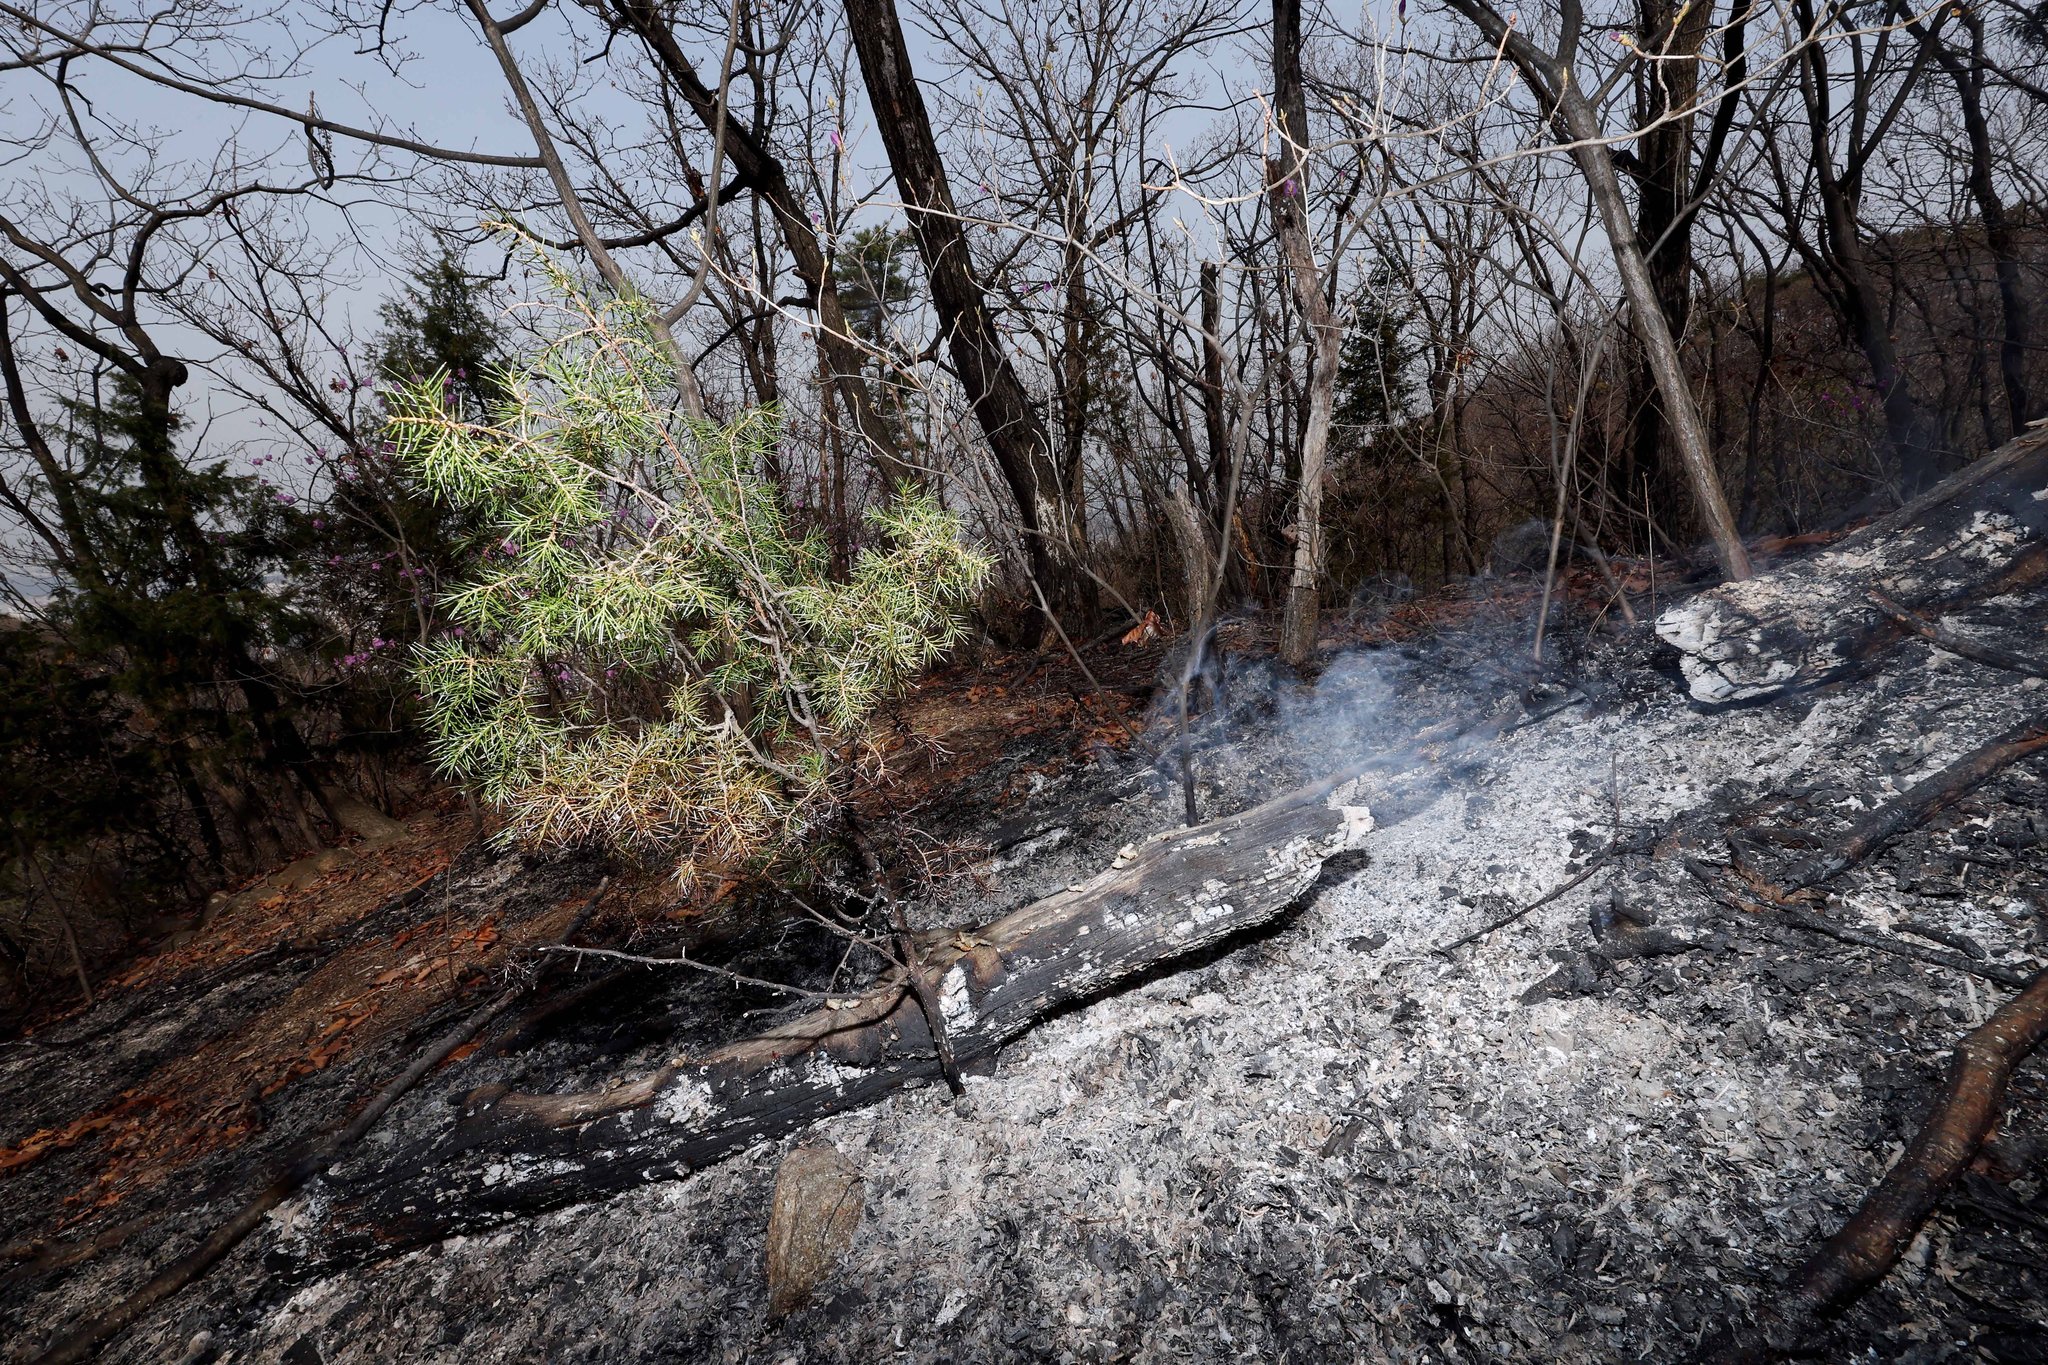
<box><xmin>1865</xmin><ymin>591</ymin><xmax>2048</xmax><ymax>680</ymax></box>
<box><xmin>1705</xmin><ymin>967</ymin><xmax>2048</xmax><ymax>1361</ymax></box>
<box><xmin>1793</xmin><ymin>707</ymin><xmax>2048</xmax><ymax>890</ymax></box>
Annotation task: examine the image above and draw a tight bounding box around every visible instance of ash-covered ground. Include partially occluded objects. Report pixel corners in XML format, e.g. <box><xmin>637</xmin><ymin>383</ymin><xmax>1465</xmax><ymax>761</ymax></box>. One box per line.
<box><xmin>7</xmin><ymin>572</ymin><xmax>2048</xmax><ymax>1364</ymax></box>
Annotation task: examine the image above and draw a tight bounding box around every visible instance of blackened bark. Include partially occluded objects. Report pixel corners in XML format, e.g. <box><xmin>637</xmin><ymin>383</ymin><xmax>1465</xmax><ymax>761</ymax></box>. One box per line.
<box><xmin>1199</xmin><ymin>262</ymin><xmax>1231</xmax><ymax>516</ymax></box>
<box><xmin>840</xmin><ymin>0</ymin><xmax>1070</xmax><ymax>594</ymax></box>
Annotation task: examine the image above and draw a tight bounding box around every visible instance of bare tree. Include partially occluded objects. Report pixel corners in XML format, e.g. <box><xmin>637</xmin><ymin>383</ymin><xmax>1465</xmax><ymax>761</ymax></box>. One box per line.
<box><xmin>1772</xmin><ymin>0</ymin><xmax>1950</xmax><ymax>488</ymax></box>
<box><xmin>1271</xmin><ymin>0</ymin><xmax>1344</xmax><ymax>662</ymax></box>
<box><xmin>1912</xmin><ymin>5</ymin><xmax>2036</xmax><ymax>437</ymax></box>
<box><xmin>841</xmin><ymin>0</ymin><xmax>1076</xmax><ymax>608</ymax></box>
<box><xmin>1440</xmin><ymin>0</ymin><xmax>1754</xmax><ymax>580</ymax></box>
<box><xmin>591</xmin><ymin>0</ymin><xmax>913</xmax><ymax>483</ymax></box>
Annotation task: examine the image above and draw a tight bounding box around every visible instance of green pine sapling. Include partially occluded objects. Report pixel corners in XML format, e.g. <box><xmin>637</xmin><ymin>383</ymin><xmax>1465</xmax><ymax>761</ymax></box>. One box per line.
<box><xmin>386</xmin><ymin>242</ymin><xmax>990</xmax><ymax>887</ymax></box>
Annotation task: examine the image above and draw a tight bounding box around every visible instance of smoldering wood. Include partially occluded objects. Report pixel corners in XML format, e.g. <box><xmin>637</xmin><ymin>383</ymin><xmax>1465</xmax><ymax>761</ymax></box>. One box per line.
<box><xmin>1705</xmin><ymin>967</ymin><xmax>2048</xmax><ymax>1362</ymax></box>
<box><xmin>291</xmin><ymin>776</ymin><xmax>1377</xmax><ymax>1271</ymax></box>
<box><xmin>1655</xmin><ymin>429</ymin><xmax>2048</xmax><ymax>704</ymax></box>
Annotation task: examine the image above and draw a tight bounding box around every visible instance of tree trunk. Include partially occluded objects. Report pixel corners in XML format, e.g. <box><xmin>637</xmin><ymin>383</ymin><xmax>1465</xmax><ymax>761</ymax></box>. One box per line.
<box><xmin>1556</xmin><ymin>90</ymin><xmax>1751</xmax><ymax>581</ymax></box>
<box><xmin>1621</xmin><ymin>0</ymin><xmax>1713</xmax><ymax>523</ymax></box>
<box><xmin>1058</xmin><ymin>238</ymin><xmax>1100</xmax><ymax>625</ymax></box>
<box><xmin>1443</xmin><ymin>0</ymin><xmax>1752</xmax><ymax>583</ymax></box>
<box><xmin>1272</xmin><ymin>0</ymin><xmax>1340</xmax><ymax>664</ymax></box>
<box><xmin>841</xmin><ymin>0</ymin><xmax>1072</xmax><ymax>598</ymax></box>
<box><xmin>1927</xmin><ymin>12</ymin><xmax>2033</xmax><ymax>438</ymax></box>
<box><xmin>1199</xmin><ymin>262</ymin><xmax>1231</xmax><ymax>514</ymax></box>
<box><xmin>1791</xmin><ymin>0</ymin><xmax>1948</xmax><ymax>489</ymax></box>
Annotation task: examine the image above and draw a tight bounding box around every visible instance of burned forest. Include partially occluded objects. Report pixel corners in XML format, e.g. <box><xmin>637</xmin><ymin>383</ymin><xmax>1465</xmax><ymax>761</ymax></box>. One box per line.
<box><xmin>5</xmin><ymin>0</ymin><xmax>2048</xmax><ymax>1360</ymax></box>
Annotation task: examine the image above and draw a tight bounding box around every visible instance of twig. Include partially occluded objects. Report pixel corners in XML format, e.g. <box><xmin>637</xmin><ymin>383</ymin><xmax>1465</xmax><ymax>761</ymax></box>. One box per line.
<box><xmin>26</xmin><ymin>878</ymin><xmax>613</xmax><ymax>1365</ymax></box>
<box><xmin>534</xmin><ymin>944</ymin><xmax>834</xmax><ymax>1000</ymax></box>
<box><xmin>1500</xmin><ymin>688</ymin><xmax>1588</xmax><ymax>735</ymax></box>
<box><xmin>1789</xmin><ymin>706</ymin><xmax>2048</xmax><ymax>890</ymax></box>
<box><xmin>1023</xmin><ymin>572</ymin><xmax>1146</xmax><ymax>746</ymax></box>
<box><xmin>1577</xmin><ymin>534</ymin><xmax>1638</xmax><ymax>627</ymax></box>
<box><xmin>1704</xmin><ymin>966</ymin><xmax>2048</xmax><ymax>1361</ymax></box>
<box><xmin>1434</xmin><ymin>832</ymin><xmax>1647</xmax><ymax>955</ymax></box>
<box><xmin>1771</xmin><ymin>905</ymin><xmax>2030</xmax><ymax>987</ymax></box>
<box><xmin>1007</xmin><ymin>611</ymin><xmax>1142</xmax><ymax>688</ymax></box>
<box><xmin>1866</xmin><ymin>590</ymin><xmax>2048</xmax><ymax>679</ymax></box>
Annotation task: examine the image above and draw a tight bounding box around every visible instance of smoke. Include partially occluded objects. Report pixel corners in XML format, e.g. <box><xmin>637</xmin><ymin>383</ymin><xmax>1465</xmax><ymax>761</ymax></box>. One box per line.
<box><xmin>1137</xmin><ymin>578</ymin><xmax>1602</xmax><ymax>827</ymax></box>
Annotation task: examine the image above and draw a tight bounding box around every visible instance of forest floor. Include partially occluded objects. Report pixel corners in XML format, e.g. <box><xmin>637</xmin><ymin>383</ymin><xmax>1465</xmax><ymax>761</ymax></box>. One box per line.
<box><xmin>3</xmin><ymin>549</ymin><xmax>2047</xmax><ymax>1364</ymax></box>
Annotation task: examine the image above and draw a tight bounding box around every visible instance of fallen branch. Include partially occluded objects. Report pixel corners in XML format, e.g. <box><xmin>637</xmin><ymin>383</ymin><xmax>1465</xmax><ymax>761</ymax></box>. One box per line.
<box><xmin>1704</xmin><ymin>966</ymin><xmax>2048</xmax><ymax>1361</ymax></box>
<box><xmin>1764</xmin><ymin>905</ymin><xmax>2031</xmax><ymax>989</ymax></box>
<box><xmin>1865</xmin><ymin>591</ymin><xmax>2048</xmax><ymax>680</ymax></box>
<box><xmin>291</xmin><ymin>775</ymin><xmax>1377</xmax><ymax>1271</ymax></box>
<box><xmin>24</xmin><ymin>880</ymin><xmax>610</xmax><ymax>1365</ymax></box>
<box><xmin>1682</xmin><ymin>858</ymin><xmax>2031</xmax><ymax>988</ymax></box>
<box><xmin>1790</xmin><ymin>707</ymin><xmax>2048</xmax><ymax>890</ymax></box>
<box><xmin>0</xmin><ymin>1215</ymin><xmax>155</xmax><ymax>1292</ymax></box>
<box><xmin>532</xmin><ymin>944</ymin><xmax>835</xmax><ymax>1000</ymax></box>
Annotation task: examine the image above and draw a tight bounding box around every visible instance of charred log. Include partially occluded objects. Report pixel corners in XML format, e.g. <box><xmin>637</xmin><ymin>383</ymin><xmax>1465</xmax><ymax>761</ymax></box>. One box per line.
<box><xmin>1656</xmin><ymin>429</ymin><xmax>2048</xmax><ymax>704</ymax></box>
<box><xmin>291</xmin><ymin>778</ymin><xmax>1378</xmax><ymax>1270</ymax></box>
